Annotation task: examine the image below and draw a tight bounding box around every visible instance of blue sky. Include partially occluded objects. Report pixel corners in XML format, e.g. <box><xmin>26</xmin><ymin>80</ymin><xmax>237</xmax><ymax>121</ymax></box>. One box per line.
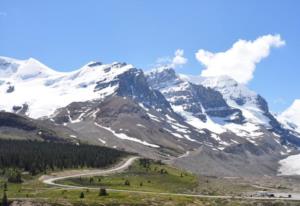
<box><xmin>0</xmin><ymin>0</ymin><xmax>299</xmax><ymax>112</ymax></box>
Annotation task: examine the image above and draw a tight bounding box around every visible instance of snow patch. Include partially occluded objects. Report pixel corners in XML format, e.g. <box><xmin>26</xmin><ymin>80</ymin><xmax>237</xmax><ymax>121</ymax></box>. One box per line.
<box><xmin>183</xmin><ymin>134</ymin><xmax>196</xmax><ymax>142</ymax></box>
<box><xmin>94</xmin><ymin>122</ymin><xmax>159</xmax><ymax>148</ymax></box>
<box><xmin>98</xmin><ymin>138</ymin><xmax>106</xmax><ymax>144</ymax></box>
<box><xmin>278</xmin><ymin>153</ymin><xmax>300</xmax><ymax>175</ymax></box>
<box><xmin>136</xmin><ymin>123</ymin><xmax>146</xmax><ymax>128</ymax></box>
<box><xmin>171</xmin><ymin>132</ymin><xmax>184</xmax><ymax>139</ymax></box>
<box><xmin>279</xmin><ymin>100</ymin><xmax>300</xmax><ymax>134</ymax></box>
<box><xmin>139</xmin><ymin>103</ymin><xmax>149</xmax><ymax>111</ymax></box>
<box><xmin>147</xmin><ymin>113</ymin><xmax>161</xmax><ymax>122</ymax></box>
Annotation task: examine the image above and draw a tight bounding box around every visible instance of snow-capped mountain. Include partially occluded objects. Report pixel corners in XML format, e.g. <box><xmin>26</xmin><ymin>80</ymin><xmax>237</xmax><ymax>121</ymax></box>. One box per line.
<box><xmin>0</xmin><ymin>56</ymin><xmax>134</xmax><ymax>118</ymax></box>
<box><xmin>200</xmin><ymin>76</ymin><xmax>277</xmax><ymax>137</ymax></box>
<box><xmin>146</xmin><ymin>66</ymin><xmax>300</xmax><ymax>175</ymax></box>
<box><xmin>278</xmin><ymin>100</ymin><xmax>300</xmax><ymax>134</ymax></box>
<box><xmin>146</xmin><ymin>67</ymin><xmax>297</xmax><ymax>146</ymax></box>
<box><xmin>0</xmin><ymin>56</ymin><xmax>206</xmax><ymax>158</ymax></box>
<box><xmin>1</xmin><ymin>56</ymin><xmax>300</xmax><ymax>176</ymax></box>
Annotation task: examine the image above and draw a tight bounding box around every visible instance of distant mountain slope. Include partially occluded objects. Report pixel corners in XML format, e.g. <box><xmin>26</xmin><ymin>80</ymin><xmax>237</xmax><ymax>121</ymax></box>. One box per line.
<box><xmin>1</xmin><ymin>56</ymin><xmax>300</xmax><ymax>176</ymax></box>
<box><xmin>0</xmin><ymin>111</ymin><xmax>78</xmax><ymax>143</ymax></box>
<box><xmin>146</xmin><ymin>67</ymin><xmax>299</xmax><ymax>147</ymax></box>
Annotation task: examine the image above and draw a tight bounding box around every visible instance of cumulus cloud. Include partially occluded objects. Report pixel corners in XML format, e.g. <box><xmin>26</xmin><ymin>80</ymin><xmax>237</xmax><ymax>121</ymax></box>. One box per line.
<box><xmin>172</xmin><ymin>49</ymin><xmax>188</xmax><ymax>67</ymax></box>
<box><xmin>196</xmin><ymin>34</ymin><xmax>285</xmax><ymax>84</ymax></box>
<box><xmin>155</xmin><ymin>49</ymin><xmax>187</xmax><ymax>68</ymax></box>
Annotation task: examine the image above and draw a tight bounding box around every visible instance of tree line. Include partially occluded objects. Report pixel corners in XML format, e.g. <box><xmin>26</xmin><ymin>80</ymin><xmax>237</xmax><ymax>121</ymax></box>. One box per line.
<box><xmin>0</xmin><ymin>139</ymin><xmax>128</xmax><ymax>175</ymax></box>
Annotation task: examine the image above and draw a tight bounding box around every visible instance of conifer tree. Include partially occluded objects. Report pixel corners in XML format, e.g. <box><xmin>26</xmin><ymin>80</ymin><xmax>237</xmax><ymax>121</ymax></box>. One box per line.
<box><xmin>80</xmin><ymin>191</ymin><xmax>84</xmax><ymax>199</ymax></box>
<box><xmin>2</xmin><ymin>192</ymin><xmax>8</xmax><ymax>206</ymax></box>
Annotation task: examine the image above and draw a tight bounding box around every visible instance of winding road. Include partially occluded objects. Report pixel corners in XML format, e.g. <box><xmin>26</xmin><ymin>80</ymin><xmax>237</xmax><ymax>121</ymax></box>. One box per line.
<box><xmin>41</xmin><ymin>156</ymin><xmax>139</xmax><ymax>188</ymax></box>
<box><xmin>40</xmin><ymin>156</ymin><xmax>300</xmax><ymax>201</ymax></box>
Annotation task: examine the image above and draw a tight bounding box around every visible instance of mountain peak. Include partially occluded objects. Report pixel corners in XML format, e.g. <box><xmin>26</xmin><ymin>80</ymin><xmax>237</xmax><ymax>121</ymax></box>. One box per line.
<box><xmin>0</xmin><ymin>56</ymin><xmax>23</xmax><ymax>63</ymax></box>
<box><xmin>0</xmin><ymin>56</ymin><xmax>22</xmax><ymax>78</ymax></box>
<box><xmin>201</xmin><ymin>75</ymin><xmax>257</xmax><ymax>102</ymax></box>
<box><xmin>87</xmin><ymin>61</ymin><xmax>103</xmax><ymax>67</ymax></box>
<box><xmin>16</xmin><ymin>58</ymin><xmax>59</xmax><ymax>80</ymax></box>
<box><xmin>149</xmin><ymin>65</ymin><xmax>178</xmax><ymax>75</ymax></box>
<box><xmin>201</xmin><ymin>75</ymin><xmax>240</xmax><ymax>88</ymax></box>
<box><xmin>146</xmin><ymin>66</ymin><xmax>180</xmax><ymax>90</ymax></box>
<box><xmin>0</xmin><ymin>56</ymin><xmax>60</xmax><ymax>79</ymax></box>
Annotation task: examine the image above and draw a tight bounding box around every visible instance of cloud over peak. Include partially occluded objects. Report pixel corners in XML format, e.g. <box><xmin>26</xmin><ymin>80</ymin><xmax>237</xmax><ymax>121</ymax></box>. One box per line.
<box><xmin>155</xmin><ymin>49</ymin><xmax>187</xmax><ymax>69</ymax></box>
<box><xmin>196</xmin><ymin>34</ymin><xmax>285</xmax><ymax>84</ymax></box>
<box><xmin>172</xmin><ymin>49</ymin><xmax>187</xmax><ymax>67</ymax></box>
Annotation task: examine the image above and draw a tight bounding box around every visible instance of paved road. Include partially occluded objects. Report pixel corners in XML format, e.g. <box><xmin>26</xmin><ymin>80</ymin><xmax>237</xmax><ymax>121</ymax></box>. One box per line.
<box><xmin>41</xmin><ymin>156</ymin><xmax>300</xmax><ymax>201</ymax></box>
<box><xmin>41</xmin><ymin>156</ymin><xmax>139</xmax><ymax>188</ymax></box>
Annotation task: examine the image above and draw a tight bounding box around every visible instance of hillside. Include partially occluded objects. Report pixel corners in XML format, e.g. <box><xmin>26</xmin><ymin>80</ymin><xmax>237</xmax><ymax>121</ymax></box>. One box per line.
<box><xmin>1</xmin><ymin>56</ymin><xmax>300</xmax><ymax>176</ymax></box>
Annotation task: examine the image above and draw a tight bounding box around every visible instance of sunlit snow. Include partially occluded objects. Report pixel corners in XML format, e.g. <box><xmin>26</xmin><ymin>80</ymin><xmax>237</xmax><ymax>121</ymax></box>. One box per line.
<box><xmin>279</xmin><ymin>153</ymin><xmax>300</xmax><ymax>175</ymax></box>
<box><xmin>0</xmin><ymin>56</ymin><xmax>133</xmax><ymax>118</ymax></box>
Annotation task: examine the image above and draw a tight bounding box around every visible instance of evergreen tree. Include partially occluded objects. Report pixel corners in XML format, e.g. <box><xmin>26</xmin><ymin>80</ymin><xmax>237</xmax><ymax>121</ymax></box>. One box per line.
<box><xmin>3</xmin><ymin>183</ymin><xmax>7</xmax><ymax>192</ymax></box>
<box><xmin>7</xmin><ymin>169</ymin><xmax>22</xmax><ymax>183</ymax></box>
<box><xmin>2</xmin><ymin>192</ymin><xmax>8</xmax><ymax>206</ymax></box>
<box><xmin>0</xmin><ymin>139</ymin><xmax>127</xmax><ymax>175</ymax></box>
<box><xmin>80</xmin><ymin>192</ymin><xmax>84</xmax><ymax>199</ymax></box>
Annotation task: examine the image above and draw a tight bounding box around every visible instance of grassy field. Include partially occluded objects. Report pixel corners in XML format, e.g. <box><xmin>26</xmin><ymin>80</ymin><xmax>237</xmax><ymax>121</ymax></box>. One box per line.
<box><xmin>1</xmin><ymin>159</ymin><xmax>300</xmax><ymax>205</ymax></box>
<box><xmin>57</xmin><ymin>159</ymin><xmax>198</xmax><ymax>193</ymax></box>
<box><xmin>56</xmin><ymin>159</ymin><xmax>260</xmax><ymax>196</ymax></box>
<box><xmin>4</xmin><ymin>189</ymin><xmax>300</xmax><ymax>206</ymax></box>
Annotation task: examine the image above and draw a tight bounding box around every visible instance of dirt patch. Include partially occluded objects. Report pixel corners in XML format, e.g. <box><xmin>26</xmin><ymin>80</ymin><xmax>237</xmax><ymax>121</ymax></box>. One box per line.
<box><xmin>11</xmin><ymin>200</ymin><xmax>52</xmax><ymax>206</ymax></box>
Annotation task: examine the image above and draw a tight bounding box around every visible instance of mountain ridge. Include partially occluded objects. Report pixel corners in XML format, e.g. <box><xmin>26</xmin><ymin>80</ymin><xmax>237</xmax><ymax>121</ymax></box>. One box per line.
<box><xmin>1</xmin><ymin>56</ymin><xmax>299</xmax><ymax>176</ymax></box>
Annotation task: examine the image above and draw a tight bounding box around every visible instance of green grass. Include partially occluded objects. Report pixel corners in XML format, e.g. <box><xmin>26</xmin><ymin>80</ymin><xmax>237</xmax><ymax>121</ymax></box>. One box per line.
<box><xmin>57</xmin><ymin>160</ymin><xmax>199</xmax><ymax>193</ymax></box>
<box><xmin>1</xmin><ymin>160</ymin><xmax>300</xmax><ymax>206</ymax></box>
<box><xmin>4</xmin><ymin>189</ymin><xmax>300</xmax><ymax>206</ymax></box>
<box><xmin>56</xmin><ymin>160</ymin><xmax>259</xmax><ymax>196</ymax></box>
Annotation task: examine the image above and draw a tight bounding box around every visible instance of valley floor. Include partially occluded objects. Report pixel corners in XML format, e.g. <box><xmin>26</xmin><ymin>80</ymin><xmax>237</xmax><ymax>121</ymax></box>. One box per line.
<box><xmin>2</xmin><ymin>156</ymin><xmax>300</xmax><ymax>206</ymax></box>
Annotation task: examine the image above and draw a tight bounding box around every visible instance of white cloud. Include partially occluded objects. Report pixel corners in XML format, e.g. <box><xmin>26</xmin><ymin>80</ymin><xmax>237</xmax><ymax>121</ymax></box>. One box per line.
<box><xmin>172</xmin><ymin>49</ymin><xmax>187</xmax><ymax>67</ymax></box>
<box><xmin>155</xmin><ymin>49</ymin><xmax>187</xmax><ymax>68</ymax></box>
<box><xmin>196</xmin><ymin>34</ymin><xmax>285</xmax><ymax>84</ymax></box>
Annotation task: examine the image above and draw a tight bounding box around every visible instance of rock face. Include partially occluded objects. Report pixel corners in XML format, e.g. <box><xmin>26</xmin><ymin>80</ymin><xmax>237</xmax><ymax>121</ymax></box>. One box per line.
<box><xmin>147</xmin><ymin>67</ymin><xmax>244</xmax><ymax>123</ymax></box>
<box><xmin>200</xmin><ymin>75</ymin><xmax>300</xmax><ymax>147</ymax></box>
<box><xmin>50</xmin><ymin>70</ymin><xmax>207</xmax><ymax>158</ymax></box>
<box><xmin>115</xmin><ymin>68</ymin><xmax>172</xmax><ymax>111</ymax></box>
<box><xmin>144</xmin><ymin>67</ymin><xmax>300</xmax><ymax>175</ymax></box>
<box><xmin>1</xmin><ymin>56</ymin><xmax>300</xmax><ymax>176</ymax></box>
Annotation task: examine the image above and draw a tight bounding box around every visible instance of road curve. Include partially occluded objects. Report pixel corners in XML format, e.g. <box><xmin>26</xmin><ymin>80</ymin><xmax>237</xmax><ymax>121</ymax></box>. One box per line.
<box><xmin>41</xmin><ymin>156</ymin><xmax>300</xmax><ymax>201</ymax></box>
<box><xmin>42</xmin><ymin>156</ymin><xmax>139</xmax><ymax>188</ymax></box>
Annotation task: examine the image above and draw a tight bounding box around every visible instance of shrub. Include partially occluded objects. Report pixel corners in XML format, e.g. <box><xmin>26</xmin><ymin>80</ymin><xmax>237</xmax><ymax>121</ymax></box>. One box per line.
<box><xmin>124</xmin><ymin>180</ymin><xmax>130</xmax><ymax>186</ymax></box>
<box><xmin>99</xmin><ymin>188</ymin><xmax>108</xmax><ymax>196</ymax></box>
